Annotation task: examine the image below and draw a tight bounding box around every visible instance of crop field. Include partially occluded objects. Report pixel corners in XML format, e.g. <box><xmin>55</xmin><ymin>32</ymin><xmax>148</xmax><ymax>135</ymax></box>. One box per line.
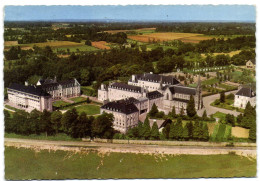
<box><xmin>104</xmin><ymin>28</ymin><xmax>156</xmax><ymax>34</ymax></box>
<box><xmin>5</xmin><ymin>147</ymin><xmax>256</xmax><ymax>180</ymax></box>
<box><xmin>201</xmin><ymin>50</ymin><xmax>242</xmax><ymax>57</ymax></box>
<box><xmin>91</xmin><ymin>41</ymin><xmax>111</xmax><ymax>50</ymax></box>
<box><xmin>232</xmin><ymin>127</ymin><xmax>249</xmax><ymax>138</ymax></box>
<box><xmin>128</xmin><ymin>32</ymin><xmax>213</xmax><ymax>43</ymax></box>
<box><xmin>210</xmin><ymin>124</ymin><xmax>232</xmax><ymax>142</ymax></box>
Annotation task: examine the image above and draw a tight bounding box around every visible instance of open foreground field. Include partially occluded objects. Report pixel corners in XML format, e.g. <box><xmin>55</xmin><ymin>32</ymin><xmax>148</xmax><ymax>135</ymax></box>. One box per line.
<box><xmin>5</xmin><ymin>146</ymin><xmax>256</xmax><ymax>179</ymax></box>
<box><xmin>128</xmin><ymin>32</ymin><xmax>213</xmax><ymax>43</ymax></box>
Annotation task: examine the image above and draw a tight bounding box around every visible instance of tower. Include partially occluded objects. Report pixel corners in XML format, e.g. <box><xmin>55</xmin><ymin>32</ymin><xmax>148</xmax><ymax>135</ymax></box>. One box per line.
<box><xmin>196</xmin><ymin>75</ymin><xmax>203</xmax><ymax>110</ymax></box>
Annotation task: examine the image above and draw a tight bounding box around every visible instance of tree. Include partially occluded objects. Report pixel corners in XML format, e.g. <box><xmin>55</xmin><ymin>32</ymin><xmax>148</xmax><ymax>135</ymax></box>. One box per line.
<box><xmin>175</xmin><ymin>118</ymin><xmax>183</xmax><ymax>140</ymax></box>
<box><xmin>225</xmin><ymin>114</ymin><xmax>235</xmax><ymax>126</ymax></box>
<box><xmin>169</xmin><ymin>122</ymin><xmax>175</xmax><ymax>140</ymax></box>
<box><xmin>80</xmin><ymin>69</ymin><xmax>90</xmax><ymax>85</ymax></box>
<box><xmin>85</xmin><ymin>40</ymin><xmax>92</xmax><ymax>46</ymax></box>
<box><xmin>202</xmin><ymin>123</ymin><xmax>209</xmax><ymax>141</ymax></box>
<box><xmin>149</xmin><ymin>103</ymin><xmax>159</xmax><ymax>118</ymax></box>
<box><xmin>187</xmin><ymin>95</ymin><xmax>196</xmax><ymax>117</ymax></box>
<box><xmin>249</xmin><ymin>119</ymin><xmax>256</xmax><ymax>142</ymax></box>
<box><xmin>61</xmin><ymin>108</ymin><xmax>78</xmax><ymax>135</ymax></box>
<box><xmin>143</xmin><ymin>117</ymin><xmax>151</xmax><ymax>140</ymax></box>
<box><xmin>179</xmin><ymin>106</ymin><xmax>185</xmax><ymax>117</ymax></box>
<box><xmin>187</xmin><ymin>121</ymin><xmax>194</xmax><ymax>139</ymax></box>
<box><xmin>91</xmin><ymin>112</ymin><xmax>114</xmax><ymax>139</ymax></box>
<box><xmin>183</xmin><ymin>124</ymin><xmax>189</xmax><ymax>141</ymax></box>
<box><xmin>137</xmin><ymin>121</ymin><xmax>144</xmax><ymax>139</ymax></box>
<box><xmin>202</xmin><ymin>110</ymin><xmax>208</xmax><ymax>121</ymax></box>
<box><xmin>170</xmin><ymin>106</ymin><xmax>176</xmax><ymax>118</ymax></box>
<box><xmin>193</xmin><ymin>120</ymin><xmax>200</xmax><ymax>140</ymax></box>
<box><xmin>86</xmin><ymin>97</ymin><xmax>91</xmax><ymax>103</ymax></box>
<box><xmin>40</xmin><ymin>109</ymin><xmax>52</xmax><ymax>136</ymax></box>
<box><xmin>162</xmin><ymin>123</ymin><xmax>171</xmax><ymax>139</ymax></box>
<box><xmin>151</xmin><ymin>122</ymin><xmax>159</xmax><ymax>140</ymax></box>
<box><xmin>50</xmin><ymin>111</ymin><xmax>62</xmax><ymax>135</ymax></box>
<box><xmin>220</xmin><ymin>92</ymin><xmax>225</xmax><ymax>103</ymax></box>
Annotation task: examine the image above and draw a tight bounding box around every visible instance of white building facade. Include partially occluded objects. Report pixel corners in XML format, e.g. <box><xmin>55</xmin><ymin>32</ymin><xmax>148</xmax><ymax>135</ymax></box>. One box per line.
<box><xmin>7</xmin><ymin>83</ymin><xmax>52</xmax><ymax>112</ymax></box>
<box><xmin>234</xmin><ymin>87</ymin><xmax>256</xmax><ymax>109</ymax></box>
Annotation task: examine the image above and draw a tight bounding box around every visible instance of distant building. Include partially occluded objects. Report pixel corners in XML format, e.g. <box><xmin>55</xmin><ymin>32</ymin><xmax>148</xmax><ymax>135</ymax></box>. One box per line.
<box><xmin>7</xmin><ymin>83</ymin><xmax>52</xmax><ymax>112</ymax></box>
<box><xmin>122</xmin><ymin>43</ymin><xmax>131</xmax><ymax>48</ymax></box>
<box><xmin>100</xmin><ymin>98</ymin><xmax>139</xmax><ymax>133</ymax></box>
<box><xmin>128</xmin><ymin>72</ymin><xmax>180</xmax><ymax>92</ymax></box>
<box><xmin>246</xmin><ymin>60</ymin><xmax>255</xmax><ymax>69</ymax></box>
<box><xmin>234</xmin><ymin>87</ymin><xmax>256</xmax><ymax>109</ymax></box>
<box><xmin>37</xmin><ymin>77</ymin><xmax>80</xmax><ymax>100</ymax></box>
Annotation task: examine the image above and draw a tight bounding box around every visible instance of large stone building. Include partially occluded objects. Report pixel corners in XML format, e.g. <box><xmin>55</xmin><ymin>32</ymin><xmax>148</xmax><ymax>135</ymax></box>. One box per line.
<box><xmin>128</xmin><ymin>72</ymin><xmax>180</xmax><ymax>91</ymax></box>
<box><xmin>7</xmin><ymin>83</ymin><xmax>52</xmax><ymax>112</ymax></box>
<box><xmin>98</xmin><ymin>73</ymin><xmax>203</xmax><ymax>133</ymax></box>
<box><xmin>234</xmin><ymin>87</ymin><xmax>256</xmax><ymax>109</ymax></box>
<box><xmin>100</xmin><ymin>98</ymin><xmax>140</xmax><ymax>133</ymax></box>
<box><xmin>37</xmin><ymin>77</ymin><xmax>81</xmax><ymax>100</ymax></box>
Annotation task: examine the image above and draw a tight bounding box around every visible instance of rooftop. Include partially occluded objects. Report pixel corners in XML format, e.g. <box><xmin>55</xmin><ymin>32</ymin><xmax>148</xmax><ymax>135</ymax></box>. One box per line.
<box><xmin>131</xmin><ymin>73</ymin><xmax>180</xmax><ymax>85</ymax></box>
<box><xmin>101</xmin><ymin>98</ymin><xmax>139</xmax><ymax>114</ymax></box>
<box><xmin>236</xmin><ymin>87</ymin><xmax>255</xmax><ymax>97</ymax></box>
<box><xmin>169</xmin><ymin>85</ymin><xmax>196</xmax><ymax>95</ymax></box>
<box><xmin>110</xmin><ymin>82</ymin><xmax>142</xmax><ymax>93</ymax></box>
<box><xmin>8</xmin><ymin>83</ymin><xmax>51</xmax><ymax>97</ymax></box>
<box><xmin>146</xmin><ymin>91</ymin><xmax>163</xmax><ymax>100</ymax></box>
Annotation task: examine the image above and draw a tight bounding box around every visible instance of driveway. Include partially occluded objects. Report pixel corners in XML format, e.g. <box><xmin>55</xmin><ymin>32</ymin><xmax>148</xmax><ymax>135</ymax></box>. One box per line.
<box><xmin>197</xmin><ymin>90</ymin><xmax>241</xmax><ymax>117</ymax></box>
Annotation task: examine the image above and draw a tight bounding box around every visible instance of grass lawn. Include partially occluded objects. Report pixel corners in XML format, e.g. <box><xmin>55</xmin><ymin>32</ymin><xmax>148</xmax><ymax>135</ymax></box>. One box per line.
<box><xmin>52</xmin><ymin>100</ymin><xmax>71</xmax><ymax>107</ymax></box>
<box><xmin>212</xmin><ymin>111</ymin><xmax>227</xmax><ymax>120</ymax></box>
<box><xmin>5</xmin><ymin>147</ymin><xmax>256</xmax><ymax>180</ymax></box>
<box><xmin>70</xmin><ymin>97</ymin><xmax>87</xmax><ymax>103</ymax></box>
<box><xmin>74</xmin><ymin>104</ymin><xmax>100</xmax><ymax>115</ymax></box>
<box><xmin>4</xmin><ymin>133</ymin><xmax>81</xmax><ymax>141</ymax></box>
<box><xmin>211</xmin><ymin>99</ymin><xmax>244</xmax><ymax>113</ymax></box>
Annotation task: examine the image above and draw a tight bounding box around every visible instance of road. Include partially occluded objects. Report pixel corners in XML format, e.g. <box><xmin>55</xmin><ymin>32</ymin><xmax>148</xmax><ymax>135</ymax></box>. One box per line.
<box><xmin>197</xmin><ymin>90</ymin><xmax>240</xmax><ymax>117</ymax></box>
<box><xmin>5</xmin><ymin>138</ymin><xmax>256</xmax><ymax>158</ymax></box>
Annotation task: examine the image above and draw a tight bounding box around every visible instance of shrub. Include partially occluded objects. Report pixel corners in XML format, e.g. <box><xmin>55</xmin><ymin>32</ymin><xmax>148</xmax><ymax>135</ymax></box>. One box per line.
<box><xmin>214</xmin><ymin>99</ymin><xmax>220</xmax><ymax>105</ymax></box>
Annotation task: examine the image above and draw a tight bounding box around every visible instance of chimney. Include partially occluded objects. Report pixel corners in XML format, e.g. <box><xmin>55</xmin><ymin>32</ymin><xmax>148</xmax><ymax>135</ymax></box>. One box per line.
<box><xmin>25</xmin><ymin>81</ymin><xmax>28</xmax><ymax>86</ymax></box>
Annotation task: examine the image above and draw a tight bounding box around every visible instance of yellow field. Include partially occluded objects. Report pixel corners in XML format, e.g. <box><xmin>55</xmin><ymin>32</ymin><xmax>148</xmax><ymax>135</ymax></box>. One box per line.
<box><xmin>232</xmin><ymin>127</ymin><xmax>249</xmax><ymax>138</ymax></box>
<box><xmin>4</xmin><ymin>41</ymin><xmax>18</xmax><ymax>46</ymax></box>
<box><xmin>128</xmin><ymin>32</ymin><xmax>213</xmax><ymax>43</ymax></box>
<box><xmin>91</xmin><ymin>41</ymin><xmax>110</xmax><ymax>50</ymax></box>
<box><xmin>207</xmin><ymin>122</ymin><xmax>216</xmax><ymax>135</ymax></box>
<box><xmin>201</xmin><ymin>50</ymin><xmax>242</xmax><ymax>57</ymax></box>
<box><xmin>105</xmin><ymin>28</ymin><xmax>156</xmax><ymax>34</ymax></box>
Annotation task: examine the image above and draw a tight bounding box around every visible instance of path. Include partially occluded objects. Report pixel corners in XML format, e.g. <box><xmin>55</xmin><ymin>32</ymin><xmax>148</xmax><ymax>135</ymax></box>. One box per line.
<box><xmin>197</xmin><ymin>90</ymin><xmax>240</xmax><ymax>117</ymax></box>
<box><xmin>5</xmin><ymin>138</ymin><xmax>256</xmax><ymax>157</ymax></box>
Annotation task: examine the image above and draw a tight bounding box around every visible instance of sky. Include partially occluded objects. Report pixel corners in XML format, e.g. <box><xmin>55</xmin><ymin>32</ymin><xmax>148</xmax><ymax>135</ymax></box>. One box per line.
<box><xmin>4</xmin><ymin>5</ymin><xmax>256</xmax><ymax>22</ymax></box>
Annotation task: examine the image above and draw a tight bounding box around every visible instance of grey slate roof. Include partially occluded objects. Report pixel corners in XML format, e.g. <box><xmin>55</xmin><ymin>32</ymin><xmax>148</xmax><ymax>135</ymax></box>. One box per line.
<box><xmin>132</xmin><ymin>73</ymin><xmax>180</xmax><ymax>85</ymax></box>
<box><xmin>101</xmin><ymin>98</ymin><xmax>139</xmax><ymax>114</ymax></box>
<box><xmin>110</xmin><ymin>82</ymin><xmax>142</xmax><ymax>93</ymax></box>
<box><xmin>39</xmin><ymin>78</ymin><xmax>78</xmax><ymax>90</ymax></box>
<box><xmin>8</xmin><ymin>83</ymin><xmax>51</xmax><ymax>97</ymax></box>
<box><xmin>236</xmin><ymin>87</ymin><xmax>255</xmax><ymax>98</ymax></box>
<box><xmin>146</xmin><ymin>91</ymin><xmax>163</xmax><ymax>100</ymax></box>
<box><xmin>169</xmin><ymin>85</ymin><xmax>196</xmax><ymax>95</ymax></box>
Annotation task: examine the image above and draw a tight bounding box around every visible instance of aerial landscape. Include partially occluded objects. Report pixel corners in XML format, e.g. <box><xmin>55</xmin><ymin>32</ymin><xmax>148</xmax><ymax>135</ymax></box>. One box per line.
<box><xmin>3</xmin><ymin>5</ymin><xmax>256</xmax><ymax>179</ymax></box>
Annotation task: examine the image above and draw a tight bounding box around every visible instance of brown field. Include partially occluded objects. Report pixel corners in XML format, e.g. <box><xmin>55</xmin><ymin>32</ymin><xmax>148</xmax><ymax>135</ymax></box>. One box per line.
<box><xmin>232</xmin><ymin>127</ymin><xmax>249</xmax><ymax>138</ymax></box>
<box><xmin>91</xmin><ymin>41</ymin><xmax>111</xmax><ymax>50</ymax></box>
<box><xmin>4</xmin><ymin>41</ymin><xmax>18</xmax><ymax>46</ymax></box>
<box><xmin>4</xmin><ymin>41</ymin><xmax>84</xmax><ymax>51</ymax></box>
<box><xmin>207</xmin><ymin>122</ymin><xmax>216</xmax><ymax>135</ymax></box>
<box><xmin>104</xmin><ymin>28</ymin><xmax>156</xmax><ymax>34</ymax></box>
<box><xmin>201</xmin><ymin>50</ymin><xmax>242</xmax><ymax>57</ymax></box>
<box><xmin>128</xmin><ymin>32</ymin><xmax>213</xmax><ymax>43</ymax></box>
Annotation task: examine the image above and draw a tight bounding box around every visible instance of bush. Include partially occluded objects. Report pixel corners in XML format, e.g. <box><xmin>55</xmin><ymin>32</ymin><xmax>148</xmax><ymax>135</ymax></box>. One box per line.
<box><xmin>214</xmin><ymin>99</ymin><xmax>220</xmax><ymax>105</ymax></box>
<box><xmin>226</xmin><ymin>93</ymin><xmax>235</xmax><ymax>100</ymax></box>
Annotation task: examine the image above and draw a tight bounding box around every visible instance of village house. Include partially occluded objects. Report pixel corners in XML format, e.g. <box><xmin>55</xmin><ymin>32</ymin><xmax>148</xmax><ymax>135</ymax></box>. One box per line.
<box><xmin>234</xmin><ymin>87</ymin><xmax>256</xmax><ymax>109</ymax></box>
<box><xmin>7</xmin><ymin>83</ymin><xmax>52</xmax><ymax>112</ymax></box>
<box><xmin>246</xmin><ymin>59</ymin><xmax>255</xmax><ymax>69</ymax></box>
<box><xmin>37</xmin><ymin>77</ymin><xmax>81</xmax><ymax>100</ymax></box>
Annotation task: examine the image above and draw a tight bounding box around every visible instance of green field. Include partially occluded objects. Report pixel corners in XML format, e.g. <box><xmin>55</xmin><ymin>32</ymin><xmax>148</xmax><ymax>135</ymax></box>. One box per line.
<box><xmin>70</xmin><ymin>97</ymin><xmax>87</xmax><ymax>103</ymax></box>
<box><xmin>211</xmin><ymin>124</ymin><xmax>232</xmax><ymax>142</ymax></box>
<box><xmin>53</xmin><ymin>100</ymin><xmax>71</xmax><ymax>107</ymax></box>
<box><xmin>5</xmin><ymin>133</ymin><xmax>80</xmax><ymax>141</ymax></box>
<box><xmin>74</xmin><ymin>104</ymin><xmax>100</xmax><ymax>115</ymax></box>
<box><xmin>5</xmin><ymin>147</ymin><xmax>256</xmax><ymax>180</ymax></box>
<box><xmin>202</xmin><ymin>78</ymin><xmax>219</xmax><ymax>85</ymax></box>
<box><xmin>212</xmin><ymin>111</ymin><xmax>227</xmax><ymax>120</ymax></box>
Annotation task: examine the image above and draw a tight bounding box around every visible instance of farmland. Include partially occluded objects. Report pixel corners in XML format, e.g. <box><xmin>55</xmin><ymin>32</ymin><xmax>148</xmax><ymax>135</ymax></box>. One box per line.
<box><xmin>91</xmin><ymin>41</ymin><xmax>111</xmax><ymax>50</ymax></box>
<box><xmin>128</xmin><ymin>32</ymin><xmax>213</xmax><ymax>43</ymax></box>
<box><xmin>104</xmin><ymin>27</ymin><xmax>156</xmax><ymax>34</ymax></box>
<box><xmin>5</xmin><ymin>146</ymin><xmax>256</xmax><ymax>179</ymax></box>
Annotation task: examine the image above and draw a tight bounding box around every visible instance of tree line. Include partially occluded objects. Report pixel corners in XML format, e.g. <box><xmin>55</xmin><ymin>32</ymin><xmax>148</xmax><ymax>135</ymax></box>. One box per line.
<box><xmin>4</xmin><ymin>109</ymin><xmax>115</xmax><ymax>139</ymax></box>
